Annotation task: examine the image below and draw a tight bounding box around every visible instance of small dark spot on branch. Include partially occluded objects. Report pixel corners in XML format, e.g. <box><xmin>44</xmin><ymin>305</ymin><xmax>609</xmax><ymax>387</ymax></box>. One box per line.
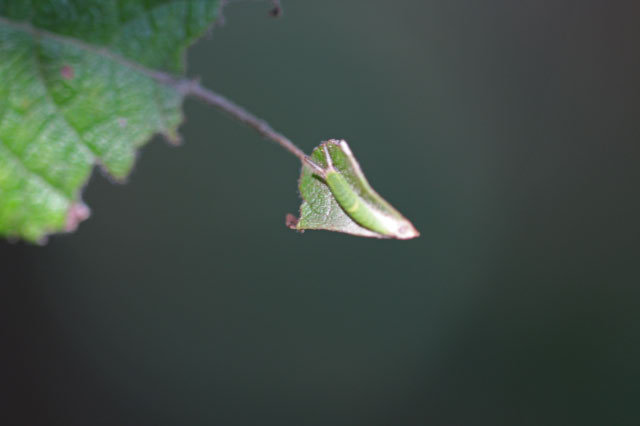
<box><xmin>269</xmin><ymin>0</ymin><xmax>282</xmax><ymax>17</ymax></box>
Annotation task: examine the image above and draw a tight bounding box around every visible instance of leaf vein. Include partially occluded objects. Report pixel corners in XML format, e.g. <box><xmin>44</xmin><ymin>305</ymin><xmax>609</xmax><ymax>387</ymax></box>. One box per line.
<box><xmin>0</xmin><ymin>15</ymin><xmax>177</xmax><ymax>85</ymax></box>
<box><xmin>31</xmin><ymin>40</ymin><xmax>98</xmax><ymax>160</ymax></box>
<box><xmin>0</xmin><ymin>137</ymin><xmax>69</xmax><ymax>202</ymax></box>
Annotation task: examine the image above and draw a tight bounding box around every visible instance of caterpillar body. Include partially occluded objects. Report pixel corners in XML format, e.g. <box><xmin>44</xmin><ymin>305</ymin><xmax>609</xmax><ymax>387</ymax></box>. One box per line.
<box><xmin>303</xmin><ymin>140</ymin><xmax>419</xmax><ymax>240</ymax></box>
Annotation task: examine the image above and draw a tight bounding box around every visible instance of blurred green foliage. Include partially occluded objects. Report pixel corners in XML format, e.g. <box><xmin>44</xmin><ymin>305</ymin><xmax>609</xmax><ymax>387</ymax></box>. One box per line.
<box><xmin>0</xmin><ymin>0</ymin><xmax>219</xmax><ymax>241</ymax></box>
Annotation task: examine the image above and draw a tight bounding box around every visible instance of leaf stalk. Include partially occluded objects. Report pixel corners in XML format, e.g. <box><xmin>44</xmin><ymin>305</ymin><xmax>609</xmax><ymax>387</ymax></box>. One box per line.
<box><xmin>169</xmin><ymin>77</ymin><xmax>307</xmax><ymax>163</ymax></box>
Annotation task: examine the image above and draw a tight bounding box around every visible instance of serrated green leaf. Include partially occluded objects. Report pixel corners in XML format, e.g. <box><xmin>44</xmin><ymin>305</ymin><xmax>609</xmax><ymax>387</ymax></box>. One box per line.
<box><xmin>290</xmin><ymin>140</ymin><xmax>419</xmax><ymax>240</ymax></box>
<box><xmin>0</xmin><ymin>0</ymin><xmax>221</xmax><ymax>242</ymax></box>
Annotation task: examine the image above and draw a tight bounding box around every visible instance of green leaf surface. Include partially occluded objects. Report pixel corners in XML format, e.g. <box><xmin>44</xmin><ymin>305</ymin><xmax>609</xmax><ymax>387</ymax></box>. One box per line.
<box><xmin>0</xmin><ymin>0</ymin><xmax>221</xmax><ymax>242</ymax></box>
<box><xmin>290</xmin><ymin>140</ymin><xmax>419</xmax><ymax>239</ymax></box>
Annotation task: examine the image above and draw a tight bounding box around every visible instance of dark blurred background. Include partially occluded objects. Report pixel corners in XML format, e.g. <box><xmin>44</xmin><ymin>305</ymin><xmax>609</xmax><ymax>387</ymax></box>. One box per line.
<box><xmin>2</xmin><ymin>1</ymin><xmax>639</xmax><ymax>425</ymax></box>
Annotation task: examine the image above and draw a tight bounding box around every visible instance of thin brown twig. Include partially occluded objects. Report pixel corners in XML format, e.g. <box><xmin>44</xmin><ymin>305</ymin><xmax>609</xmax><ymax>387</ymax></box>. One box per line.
<box><xmin>173</xmin><ymin>78</ymin><xmax>307</xmax><ymax>162</ymax></box>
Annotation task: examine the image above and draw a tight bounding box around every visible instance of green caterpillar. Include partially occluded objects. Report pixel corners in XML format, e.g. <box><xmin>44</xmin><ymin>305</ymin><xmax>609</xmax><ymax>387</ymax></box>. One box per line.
<box><xmin>303</xmin><ymin>140</ymin><xmax>419</xmax><ymax>239</ymax></box>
